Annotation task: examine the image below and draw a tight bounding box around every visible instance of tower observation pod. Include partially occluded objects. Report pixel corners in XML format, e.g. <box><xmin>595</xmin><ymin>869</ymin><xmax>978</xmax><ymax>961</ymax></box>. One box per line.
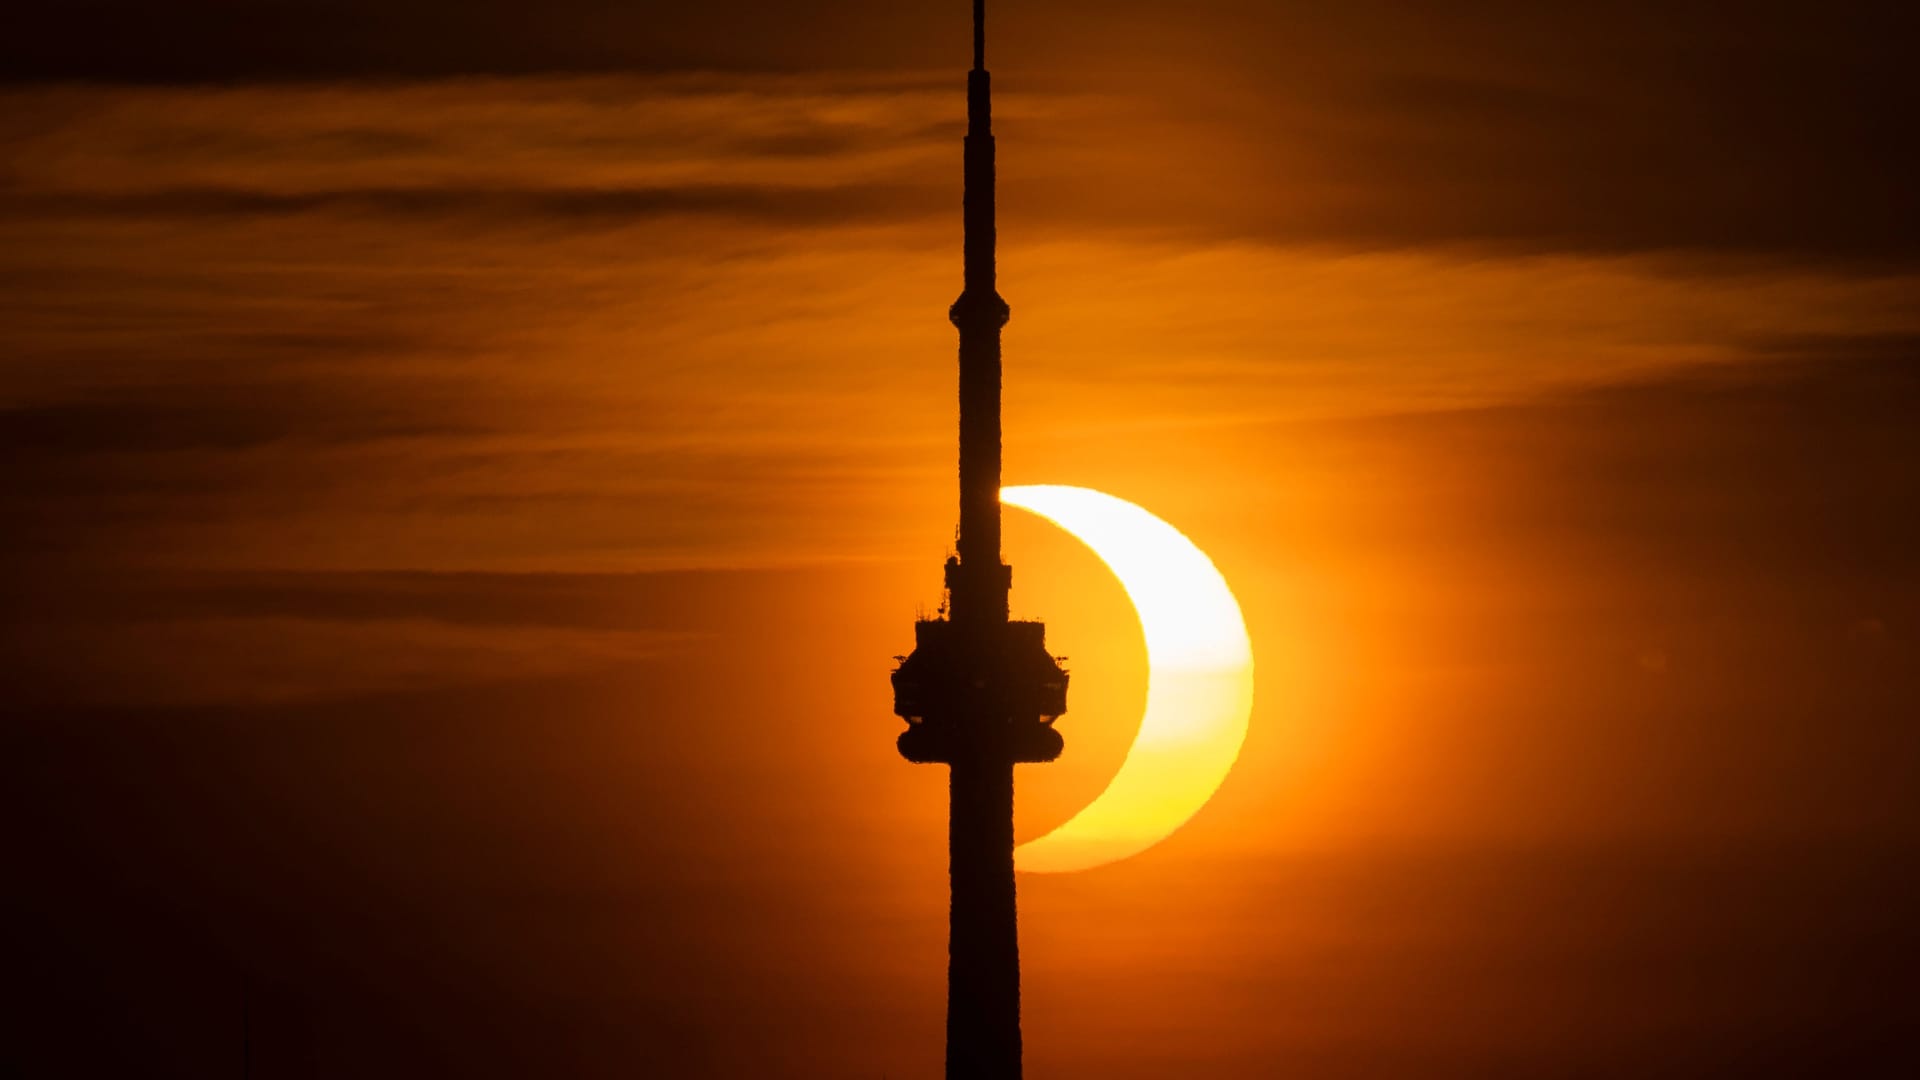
<box><xmin>889</xmin><ymin>3</ymin><xmax>1069</xmax><ymax>1078</ymax></box>
<box><xmin>893</xmin><ymin>607</ymin><xmax>1068</xmax><ymax>765</ymax></box>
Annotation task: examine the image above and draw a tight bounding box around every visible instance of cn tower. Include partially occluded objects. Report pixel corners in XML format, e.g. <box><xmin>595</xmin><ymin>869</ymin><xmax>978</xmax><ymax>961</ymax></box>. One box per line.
<box><xmin>890</xmin><ymin>2</ymin><xmax>1070</xmax><ymax>1077</ymax></box>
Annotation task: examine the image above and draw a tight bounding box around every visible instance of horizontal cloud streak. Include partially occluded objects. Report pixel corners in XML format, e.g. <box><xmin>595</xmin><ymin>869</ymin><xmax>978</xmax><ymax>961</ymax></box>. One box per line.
<box><xmin>0</xmin><ymin>182</ymin><xmax>939</xmax><ymax>226</ymax></box>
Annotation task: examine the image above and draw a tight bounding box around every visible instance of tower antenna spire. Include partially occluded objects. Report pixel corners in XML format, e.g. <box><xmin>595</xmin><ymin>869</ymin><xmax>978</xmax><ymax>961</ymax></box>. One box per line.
<box><xmin>974</xmin><ymin>0</ymin><xmax>986</xmax><ymax>71</ymax></box>
<box><xmin>954</xmin><ymin>0</ymin><xmax>1004</xmax><ymax>596</ymax></box>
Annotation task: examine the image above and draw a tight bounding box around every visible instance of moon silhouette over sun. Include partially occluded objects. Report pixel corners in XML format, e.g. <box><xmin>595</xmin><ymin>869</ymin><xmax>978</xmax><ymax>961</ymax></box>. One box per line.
<box><xmin>1001</xmin><ymin>485</ymin><xmax>1255</xmax><ymax>874</ymax></box>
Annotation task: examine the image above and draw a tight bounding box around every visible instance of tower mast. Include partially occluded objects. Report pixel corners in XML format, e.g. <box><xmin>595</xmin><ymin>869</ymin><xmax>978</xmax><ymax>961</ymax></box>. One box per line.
<box><xmin>892</xmin><ymin>4</ymin><xmax>1068</xmax><ymax>1078</ymax></box>
<box><xmin>952</xmin><ymin>0</ymin><xmax>1009</xmax><ymax>626</ymax></box>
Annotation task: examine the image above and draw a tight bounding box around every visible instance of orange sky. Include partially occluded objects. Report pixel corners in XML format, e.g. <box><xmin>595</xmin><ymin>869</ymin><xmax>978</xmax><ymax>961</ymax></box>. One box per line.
<box><xmin>4</xmin><ymin>2</ymin><xmax>1918</xmax><ymax>1076</ymax></box>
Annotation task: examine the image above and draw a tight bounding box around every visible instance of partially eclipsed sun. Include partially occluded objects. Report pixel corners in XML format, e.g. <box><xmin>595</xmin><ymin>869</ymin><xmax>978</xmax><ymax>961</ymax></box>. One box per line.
<box><xmin>1001</xmin><ymin>485</ymin><xmax>1255</xmax><ymax>874</ymax></box>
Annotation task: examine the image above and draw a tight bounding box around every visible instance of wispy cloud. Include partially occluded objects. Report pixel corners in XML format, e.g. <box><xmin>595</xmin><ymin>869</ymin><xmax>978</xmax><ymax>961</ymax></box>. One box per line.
<box><xmin>4</xmin><ymin>71</ymin><xmax>1917</xmax><ymax>579</ymax></box>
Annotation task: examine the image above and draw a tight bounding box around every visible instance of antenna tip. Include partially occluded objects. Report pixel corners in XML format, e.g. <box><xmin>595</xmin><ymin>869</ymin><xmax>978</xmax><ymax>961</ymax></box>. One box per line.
<box><xmin>973</xmin><ymin>0</ymin><xmax>986</xmax><ymax>70</ymax></box>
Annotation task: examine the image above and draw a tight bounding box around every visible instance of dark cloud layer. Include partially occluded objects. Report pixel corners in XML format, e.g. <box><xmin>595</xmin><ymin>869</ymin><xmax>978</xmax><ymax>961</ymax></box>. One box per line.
<box><xmin>1384</xmin><ymin>334</ymin><xmax>1920</xmax><ymax>589</ymax></box>
<box><xmin>5</xmin><ymin>1</ymin><xmax>1914</xmax><ymax>261</ymax></box>
<box><xmin>0</xmin><ymin>1</ymin><xmax>959</xmax><ymax>83</ymax></box>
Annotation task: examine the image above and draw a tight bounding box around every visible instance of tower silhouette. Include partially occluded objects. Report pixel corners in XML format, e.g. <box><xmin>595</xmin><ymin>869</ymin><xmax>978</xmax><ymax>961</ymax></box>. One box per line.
<box><xmin>890</xmin><ymin>3</ymin><xmax>1070</xmax><ymax>1077</ymax></box>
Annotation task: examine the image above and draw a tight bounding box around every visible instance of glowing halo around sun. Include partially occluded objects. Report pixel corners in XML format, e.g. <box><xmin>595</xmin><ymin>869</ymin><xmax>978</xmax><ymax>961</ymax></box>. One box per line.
<box><xmin>1001</xmin><ymin>485</ymin><xmax>1255</xmax><ymax>874</ymax></box>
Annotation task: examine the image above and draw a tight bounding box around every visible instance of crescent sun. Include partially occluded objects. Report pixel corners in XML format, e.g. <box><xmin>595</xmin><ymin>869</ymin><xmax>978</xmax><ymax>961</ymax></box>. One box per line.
<box><xmin>1001</xmin><ymin>485</ymin><xmax>1255</xmax><ymax>874</ymax></box>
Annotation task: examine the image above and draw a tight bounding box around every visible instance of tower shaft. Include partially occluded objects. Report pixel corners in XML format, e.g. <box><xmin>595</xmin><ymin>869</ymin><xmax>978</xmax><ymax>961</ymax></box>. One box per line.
<box><xmin>947</xmin><ymin>756</ymin><xmax>1020</xmax><ymax>1077</ymax></box>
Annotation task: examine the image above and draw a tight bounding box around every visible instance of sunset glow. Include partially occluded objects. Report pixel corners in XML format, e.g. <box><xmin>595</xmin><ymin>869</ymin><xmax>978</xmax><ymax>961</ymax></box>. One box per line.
<box><xmin>8</xmin><ymin>2</ymin><xmax>1917</xmax><ymax>1075</ymax></box>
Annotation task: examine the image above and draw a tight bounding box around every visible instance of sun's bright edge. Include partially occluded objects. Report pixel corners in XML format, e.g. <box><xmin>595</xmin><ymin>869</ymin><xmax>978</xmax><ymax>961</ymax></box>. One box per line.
<box><xmin>1001</xmin><ymin>485</ymin><xmax>1255</xmax><ymax>874</ymax></box>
